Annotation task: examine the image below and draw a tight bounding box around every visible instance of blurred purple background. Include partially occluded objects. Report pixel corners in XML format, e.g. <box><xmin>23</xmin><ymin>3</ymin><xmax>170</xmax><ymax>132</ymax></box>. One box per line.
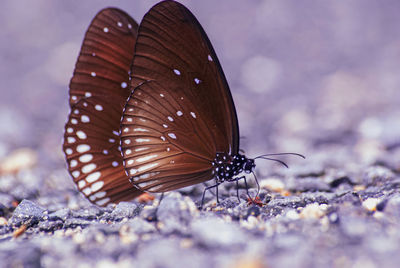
<box><xmin>1</xmin><ymin>0</ymin><xmax>400</xmax><ymax>170</ymax></box>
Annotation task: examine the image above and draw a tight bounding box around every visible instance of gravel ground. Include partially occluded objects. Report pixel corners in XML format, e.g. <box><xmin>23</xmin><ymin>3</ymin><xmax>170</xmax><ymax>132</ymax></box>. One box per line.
<box><xmin>1</xmin><ymin>1</ymin><xmax>400</xmax><ymax>268</ymax></box>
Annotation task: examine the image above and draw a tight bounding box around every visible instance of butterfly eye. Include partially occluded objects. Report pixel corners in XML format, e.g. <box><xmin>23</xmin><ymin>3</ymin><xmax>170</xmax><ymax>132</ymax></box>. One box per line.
<box><xmin>244</xmin><ymin>159</ymin><xmax>256</xmax><ymax>174</ymax></box>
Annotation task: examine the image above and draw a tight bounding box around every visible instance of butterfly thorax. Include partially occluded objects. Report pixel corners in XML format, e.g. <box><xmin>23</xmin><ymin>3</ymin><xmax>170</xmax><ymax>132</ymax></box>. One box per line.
<box><xmin>212</xmin><ymin>153</ymin><xmax>255</xmax><ymax>184</ymax></box>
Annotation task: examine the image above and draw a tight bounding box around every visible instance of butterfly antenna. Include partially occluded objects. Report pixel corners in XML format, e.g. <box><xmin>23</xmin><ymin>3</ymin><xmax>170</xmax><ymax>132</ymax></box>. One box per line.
<box><xmin>255</xmin><ymin>156</ymin><xmax>290</xmax><ymax>168</ymax></box>
<box><xmin>255</xmin><ymin>152</ymin><xmax>305</xmax><ymax>159</ymax></box>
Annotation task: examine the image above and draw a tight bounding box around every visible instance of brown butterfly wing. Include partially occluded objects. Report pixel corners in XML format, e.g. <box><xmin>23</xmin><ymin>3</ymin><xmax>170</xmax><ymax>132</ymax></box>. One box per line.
<box><xmin>120</xmin><ymin>1</ymin><xmax>239</xmax><ymax>192</ymax></box>
<box><xmin>63</xmin><ymin>8</ymin><xmax>143</xmax><ymax>206</ymax></box>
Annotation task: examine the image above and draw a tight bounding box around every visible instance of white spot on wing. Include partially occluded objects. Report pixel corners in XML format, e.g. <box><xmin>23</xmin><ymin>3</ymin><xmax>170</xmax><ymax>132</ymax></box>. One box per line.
<box><xmin>160</xmin><ymin>93</ymin><xmax>164</xmax><ymax>98</ymax></box>
<box><xmin>173</xmin><ymin>69</ymin><xmax>181</xmax><ymax>75</ymax></box>
<box><xmin>138</xmin><ymin>162</ymin><xmax>159</xmax><ymax>172</ymax></box>
<box><xmin>103</xmin><ymin>149</ymin><xmax>109</xmax><ymax>155</ymax></box>
<box><xmin>208</xmin><ymin>54</ymin><xmax>213</xmax><ymax>61</ymax></box>
<box><xmin>91</xmin><ymin>72</ymin><xmax>96</xmax><ymax>77</ymax></box>
<box><xmin>81</xmin><ymin>115</ymin><xmax>90</xmax><ymax>123</ymax></box>
<box><xmin>85</xmin><ymin>92</ymin><xmax>92</xmax><ymax>97</ymax></box>
<box><xmin>127</xmin><ymin>159</ymin><xmax>134</xmax><ymax>165</ymax></box>
<box><xmin>136</xmin><ymin>154</ymin><xmax>158</xmax><ymax>163</ymax></box>
<box><xmin>91</xmin><ymin>181</ymin><xmax>104</xmax><ymax>192</ymax></box>
<box><xmin>94</xmin><ymin>191</ymin><xmax>106</xmax><ymax>198</ymax></box>
<box><xmin>86</xmin><ymin>171</ymin><xmax>101</xmax><ymax>183</ymax></box>
<box><xmin>82</xmin><ymin>187</ymin><xmax>91</xmax><ymax>195</ymax></box>
<box><xmin>130</xmin><ymin>168</ymin><xmax>137</xmax><ymax>175</ymax></box>
<box><xmin>176</xmin><ymin>111</ymin><xmax>183</xmax><ymax>116</ymax></box>
<box><xmin>67</xmin><ymin>137</ymin><xmax>76</xmax><ymax>143</ymax></box>
<box><xmin>135</xmin><ymin>147</ymin><xmax>148</xmax><ymax>152</ymax></box>
<box><xmin>82</xmin><ymin>163</ymin><xmax>96</xmax><ymax>173</ymax></box>
<box><xmin>125</xmin><ymin>149</ymin><xmax>132</xmax><ymax>155</ymax></box>
<box><xmin>190</xmin><ymin>112</ymin><xmax>197</xmax><ymax>118</ymax></box>
<box><xmin>135</xmin><ymin>138</ymin><xmax>149</xmax><ymax>143</ymax></box>
<box><xmin>70</xmin><ymin>160</ymin><xmax>78</xmax><ymax>167</ymax></box>
<box><xmin>95</xmin><ymin>104</ymin><xmax>103</xmax><ymax>111</ymax></box>
<box><xmin>194</xmin><ymin>78</ymin><xmax>201</xmax><ymax>84</ymax></box>
<box><xmin>77</xmin><ymin>144</ymin><xmax>90</xmax><ymax>153</ymax></box>
<box><xmin>117</xmin><ymin>21</ymin><xmax>123</xmax><ymax>27</ymax></box>
<box><xmin>150</xmin><ymin>184</ymin><xmax>164</xmax><ymax>192</ymax></box>
<box><xmin>76</xmin><ymin>130</ymin><xmax>87</xmax><ymax>139</ymax></box>
<box><xmin>125</xmin><ymin>139</ymin><xmax>131</xmax><ymax>144</ymax></box>
<box><xmin>96</xmin><ymin>197</ymin><xmax>110</xmax><ymax>206</ymax></box>
<box><xmin>121</xmin><ymin>82</ymin><xmax>127</xmax><ymax>88</ymax></box>
<box><xmin>138</xmin><ymin>181</ymin><xmax>153</xmax><ymax>188</ymax></box>
<box><xmin>167</xmin><ymin>116</ymin><xmax>174</xmax><ymax>122</ymax></box>
<box><xmin>67</xmin><ymin>128</ymin><xmax>73</xmax><ymax>133</ymax></box>
<box><xmin>78</xmin><ymin>180</ymin><xmax>86</xmax><ymax>188</ymax></box>
<box><xmin>109</xmin><ymin>138</ymin><xmax>115</xmax><ymax>143</ymax></box>
<box><xmin>103</xmin><ymin>27</ymin><xmax>109</xmax><ymax>33</ymax></box>
<box><xmin>139</xmin><ymin>173</ymin><xmax>150</xmax><ymax>179</ymax></box>
<box><xmin>112</xmin><ymin>161</ymin><xmax>118</xmax><ymax>167</ymax></box>
<box><xmin>168</xmin><ymin>133</ymin><xmax>177</xmax><ymax>139</ymax></box>
<box><xmin>71</xmin><ymin>118</ymin><xmax>78</xmax><ymax>124</ymax></box>
<box><xmin>133</xmin><ymin>128</ymin><xmax>149</xmax><ymax>132</ymax></box>
<box><xmin>79</xmin><ymin>154</ymin><xmax>93</xmax><ymax>163</ymax></box>
<box><xmin>72</xmin><ymin>170</ymin><xmax>80</xmax><ymax>178</ymax></box>
<box><xmin>65</xmin><ymin>148</ymin><xmax>73</xmax><ymax>155</ymax></box>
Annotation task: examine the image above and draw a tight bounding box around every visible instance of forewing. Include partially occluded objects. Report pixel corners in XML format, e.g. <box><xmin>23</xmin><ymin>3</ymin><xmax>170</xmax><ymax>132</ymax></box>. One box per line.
<box><xmin>131</xmin><ymin>1</ymin><xmax>239</xmax><ymax>154</ymax></box>
<box><xmin>63</xmin><ymin>8</ymin><xmax>142</xmax><ymax>206</ymax></box>
<box><xmin>120</xmin><ymin>1</ymin><xmax>239</xmax><ymax>192</ymax></box>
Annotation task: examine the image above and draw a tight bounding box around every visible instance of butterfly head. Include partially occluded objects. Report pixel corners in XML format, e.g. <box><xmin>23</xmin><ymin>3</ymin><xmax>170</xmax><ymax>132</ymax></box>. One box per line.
<box><xmin>243</xmin><ymin>158</ymin><xmax>256</xmax><ymax>174</ymax></box>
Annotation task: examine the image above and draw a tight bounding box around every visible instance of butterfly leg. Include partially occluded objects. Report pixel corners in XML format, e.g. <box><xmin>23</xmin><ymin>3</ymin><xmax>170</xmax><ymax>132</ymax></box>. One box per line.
<box><xmin>202</xmin><ymin>182</ymin><xmax>217</xmax><ymax>197</ymax></box>
<box><xmin>200</xmin><ymin>182</ymin><xmax>221</xmax><ymax>209</ymax></box>
<box><xmin>253</xmin><ymin>172</ymin><xmax>261</xmax><ymax>197</ymax></box>
<box><xmin>216</xmin><ymin>183</ymin><xmax>219</xmax><ymax>203</ymax></box>
<box><xmin>151</xmin><ymin>192</ymin><xmax>165</xmax><ymax>222</ymax></box>
<box><xmin>229</xmin><ymin>175</ymin><xmax>254</xmax><ymax>202</ymax></box>
<box><xmin>241</xmin><ymin>175</ymin><xmax>253</xmax><ymax>201</ymax></box>
<box><xmin>235</xmin><ymin>178</ymin><xmax>240</xmax><ymax>202</ymax></box>
<box><xmin>227</xmin><ymin>176</ymin><xmax>243</xmax><ymax>202</ymax></box>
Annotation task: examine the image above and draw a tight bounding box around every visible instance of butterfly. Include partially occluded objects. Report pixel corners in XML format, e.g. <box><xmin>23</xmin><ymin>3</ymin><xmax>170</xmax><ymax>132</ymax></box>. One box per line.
<box><xmin>63</xmin><ymin>1</ymin><xmax>302</xmax><ymax>207</ymax></box>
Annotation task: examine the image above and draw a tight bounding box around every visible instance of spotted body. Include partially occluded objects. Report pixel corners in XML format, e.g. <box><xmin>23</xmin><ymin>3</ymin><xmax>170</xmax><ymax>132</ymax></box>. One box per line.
<box><xmin>213</xmin><ymin>153</ymin><xmax>255</xmax><ymax>184</ymax></box>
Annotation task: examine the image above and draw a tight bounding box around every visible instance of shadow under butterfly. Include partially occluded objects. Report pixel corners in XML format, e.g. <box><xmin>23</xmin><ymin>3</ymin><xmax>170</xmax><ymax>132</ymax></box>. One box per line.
<box><xmin>63</xmin><ymin>0</ymin><xmax>304</xmax><ymax>208</ymax></box>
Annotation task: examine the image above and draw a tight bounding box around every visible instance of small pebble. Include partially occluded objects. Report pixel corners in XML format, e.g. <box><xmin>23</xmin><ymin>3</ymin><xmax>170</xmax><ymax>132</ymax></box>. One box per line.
<box><xmin>0</xmin><ymin>148</ymin><xmax>37</xmax><ymax>175</ymax></box>
<box><xmin>299</xmin><ymin>203</ymin><xmax>326</xmax><ymax>219</ymax></box>
<box><xmin>362</xmin><ymin>198</ymin><xmax>380</xmax><ymax>211</ymax></box>
<box><xmin>260</xmin><ymin>178</ymin><xmax>285</xmax><ymax>192</ymax></box>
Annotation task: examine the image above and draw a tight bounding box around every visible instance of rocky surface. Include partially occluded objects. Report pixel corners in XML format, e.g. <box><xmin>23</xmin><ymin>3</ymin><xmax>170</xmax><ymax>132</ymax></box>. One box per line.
<box><xmin>1</xmin><ymin>1</ymin><xmax>400</xmax><ymax>268</ymax></box>
<box><xmin>0</xmin><ymin>152</ymin><xmax>399</xmax><ymax>267</ymax></box>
